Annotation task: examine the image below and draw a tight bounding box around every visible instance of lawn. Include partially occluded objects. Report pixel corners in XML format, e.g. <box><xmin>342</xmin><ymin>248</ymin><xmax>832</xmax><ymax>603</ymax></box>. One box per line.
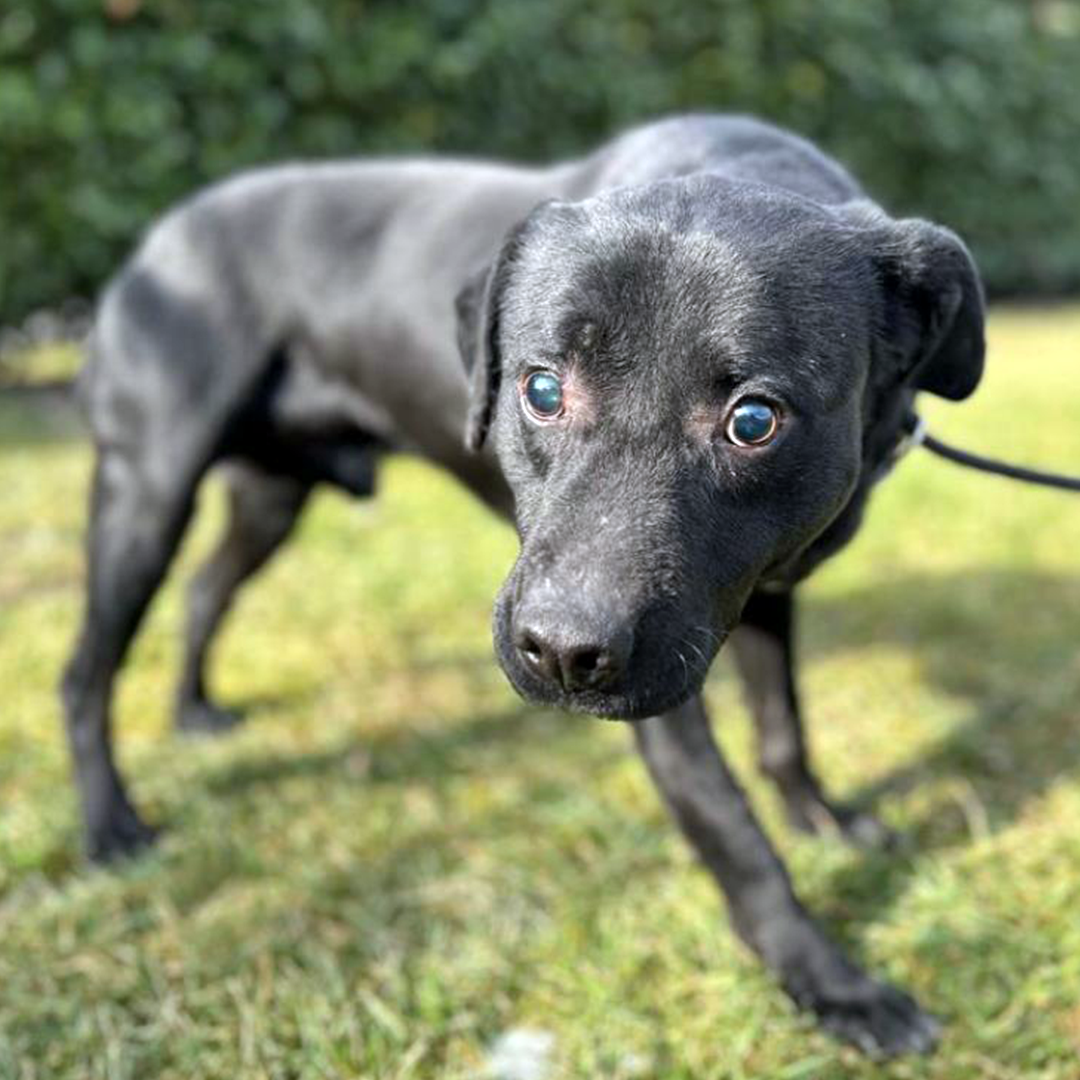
<box><xmin>0</xmin><ymin>307</ymin><xmax>1078</xmax><ymax>1079</ymax></box>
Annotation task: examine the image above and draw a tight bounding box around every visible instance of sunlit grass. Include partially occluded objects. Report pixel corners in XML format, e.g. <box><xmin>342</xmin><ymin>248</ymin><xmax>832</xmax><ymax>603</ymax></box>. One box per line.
<box><xmin>0</xmin><ymin>307</ymin><xmax>1078</xmax><ymax>1078</ymax></box>
<box><xmin>0</xmin><ymin>341</ymin><xmax>82</xmax><ymax>385</ymax></box>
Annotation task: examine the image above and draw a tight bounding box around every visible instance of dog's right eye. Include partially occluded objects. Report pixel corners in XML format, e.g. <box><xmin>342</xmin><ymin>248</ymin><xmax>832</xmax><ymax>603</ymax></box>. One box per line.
<box><xmin>522</xmin><ymin>370</ymin><xmax>564</xmax><ymax>421</ymax></box>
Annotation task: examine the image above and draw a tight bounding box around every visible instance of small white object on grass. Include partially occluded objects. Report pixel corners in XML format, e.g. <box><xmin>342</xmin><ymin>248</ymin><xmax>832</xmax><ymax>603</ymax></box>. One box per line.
<box><xmin>484</xmin><ymin>1028</ymin><xmax>556</xmax><ymax>1080</ymax></box>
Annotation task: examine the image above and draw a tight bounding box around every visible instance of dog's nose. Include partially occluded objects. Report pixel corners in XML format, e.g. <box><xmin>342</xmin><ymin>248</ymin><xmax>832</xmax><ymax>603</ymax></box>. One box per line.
<box><xmin>513</xmin><ymin>611</ymin><xmax>632</xmax><ymax>693</ymax></box>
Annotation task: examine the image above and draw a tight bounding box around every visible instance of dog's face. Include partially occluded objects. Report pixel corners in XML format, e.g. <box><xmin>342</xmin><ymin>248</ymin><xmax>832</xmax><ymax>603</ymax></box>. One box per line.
<box><xmin>457</xmin><ymin>176</ymin><xmax>984</xmax><ymax>720</ymax></box>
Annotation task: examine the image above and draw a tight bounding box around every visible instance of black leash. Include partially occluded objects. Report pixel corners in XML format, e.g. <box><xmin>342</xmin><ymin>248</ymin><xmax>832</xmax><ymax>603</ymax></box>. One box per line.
<box><xmin>901</xmin><ymin>413</ymin><xmax>1080</xmax><ymax>493</ymax></box>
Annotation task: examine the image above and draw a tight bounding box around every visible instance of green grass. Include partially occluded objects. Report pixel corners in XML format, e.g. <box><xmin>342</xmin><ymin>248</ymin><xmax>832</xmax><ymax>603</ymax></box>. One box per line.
<box><xmin>1</xmin><ymin>307</ymin><xmax>1079</xmax><ymax>1079</ymax></box>
<box><xmin>0</xmin><ymin>341</ymin><xmax>83</xmax><ymax>386</ymax></box>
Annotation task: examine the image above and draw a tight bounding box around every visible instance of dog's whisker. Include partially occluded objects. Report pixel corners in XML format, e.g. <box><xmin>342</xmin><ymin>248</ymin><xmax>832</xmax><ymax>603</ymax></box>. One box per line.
<box><xmin>684</xmin><ymin>636</ymin><xmax>709</xmax><ymax>669</ymax></box>
<box><xmin>675</xmin><ymin>648</ymin><xmax>691</xmax><ymax>694</ymax></box>
<box><xmin>692</xmin><ymin>623</ymin><xmax>724</xmax><ymax>653</ymax></box>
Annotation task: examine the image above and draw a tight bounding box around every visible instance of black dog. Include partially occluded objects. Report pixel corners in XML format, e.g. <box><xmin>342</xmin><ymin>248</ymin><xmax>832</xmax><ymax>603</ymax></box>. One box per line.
<box><xmin>62</xmin><ymin>114</ymin><xmax>983</xmax><ymax>1057</ymax></box>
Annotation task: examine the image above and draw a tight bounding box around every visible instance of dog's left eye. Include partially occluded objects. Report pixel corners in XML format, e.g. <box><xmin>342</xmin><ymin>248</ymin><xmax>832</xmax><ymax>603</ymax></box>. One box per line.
<box><xmin>725</xmin><ymin>398</ymin><xmax>780</xmax><ymax>447</ymax></box>
<box><xmin>522</xmin><ymin>370</ymin><xmax>564</xmax><ymax>420</ymax></box>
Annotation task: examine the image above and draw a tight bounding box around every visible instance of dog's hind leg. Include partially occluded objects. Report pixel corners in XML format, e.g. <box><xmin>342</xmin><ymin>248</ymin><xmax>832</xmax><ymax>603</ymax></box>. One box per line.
<box><xmin>175</xmin><ymin>465</ymin><xmax>312</xmax><ymax>734</ymax></box>
<box><xmin>61</xmin><ymin>443</ymin><xmax>206</xmax><ymax>861</ymax></box>
<box><xmin>730</xmin><ymin>589</ymin><xmax>893</xmax><ymax>849</ymax></box>
<box><xmin>62</xmin><ymin>257</ymin><xmax>271</xmax><ymax>860</ymax></box>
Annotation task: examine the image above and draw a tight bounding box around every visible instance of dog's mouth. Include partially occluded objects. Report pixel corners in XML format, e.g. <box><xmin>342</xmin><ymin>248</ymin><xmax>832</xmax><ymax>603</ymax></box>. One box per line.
<box><xmin>492</xmin><ymin>586</ymin><xmax>723</xmax><ymax>721</ymax></box>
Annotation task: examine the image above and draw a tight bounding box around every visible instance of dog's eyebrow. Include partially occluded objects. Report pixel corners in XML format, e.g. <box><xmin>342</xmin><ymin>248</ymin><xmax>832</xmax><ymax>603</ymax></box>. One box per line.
<box><xmin>552</xmin><ymin>314</ymin><xmax>602</xmax><ymax>355</ymax></box>
<box><xmin>574</xmin><ymin>320</ymin><xmax>599</xmax><ymax>350</ymax></box>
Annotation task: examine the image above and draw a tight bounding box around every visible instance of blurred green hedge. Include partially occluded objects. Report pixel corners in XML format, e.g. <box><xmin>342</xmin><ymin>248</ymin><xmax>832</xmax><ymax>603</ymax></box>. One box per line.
<box><xmin>2</xmin><ymin>0</ymin><xmax>1078</xmax><ymax>323</ymax></box>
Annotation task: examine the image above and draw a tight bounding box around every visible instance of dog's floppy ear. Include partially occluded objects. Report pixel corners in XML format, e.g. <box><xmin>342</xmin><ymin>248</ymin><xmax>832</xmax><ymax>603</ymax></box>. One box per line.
<box><xmin>455</xmin><ymin>219</ymin><xmax>530</xmax><ymax>452</ymax></box>
<box><xmin>871</xmin><ymin>214</ymin><xmax>986</xmax><ymax>400</ymax></box>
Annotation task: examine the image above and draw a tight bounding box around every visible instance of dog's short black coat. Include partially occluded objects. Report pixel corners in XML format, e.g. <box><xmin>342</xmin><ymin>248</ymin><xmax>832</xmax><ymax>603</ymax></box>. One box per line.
<box><xmin>62</xmin><ymin>114</ymin><xmax>984</xmax><ymax>1057</ymax></box>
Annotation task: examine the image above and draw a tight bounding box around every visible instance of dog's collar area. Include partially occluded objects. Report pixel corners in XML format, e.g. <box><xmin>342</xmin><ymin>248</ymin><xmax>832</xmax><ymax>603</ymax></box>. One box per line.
<box><xmin>895</xmin><ymin>412</ymin><xmax>927</xmax><ymax>462</ymax></box>
<box><xmin>900</xmin><ymin>411</ymin><xmax>1080</xmax><ymax>493</ymax></box>
<box><xmin>870</xmin><ymin>413</ymin><xmax>927</xmax><ymax>484</ymax></box>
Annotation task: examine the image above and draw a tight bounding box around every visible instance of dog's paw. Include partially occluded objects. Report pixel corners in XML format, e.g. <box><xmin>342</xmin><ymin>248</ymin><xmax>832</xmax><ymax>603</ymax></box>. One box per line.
<box><xmin>787</xmin><ymin>796</ymin><xmax>898</xmax><ymax>851</ymax></box>
<box><xmin>176</xmin><ymin>699</ymin><xmax>243</xmax><ymax>736</ymax></box>
<box><xmin>811</xmin><ymin>979</ymin><xmax>940</xmax><ymax>1058</ymax></box>
<box><xmin>783</xmin><ymin>949</ymin><xmax>939</xmax><ymax>1058</ymax></box>
<box><xmin>87</xmin><ymin>802</ymin><xmax>159</xmax><ymax>864</ymax></box>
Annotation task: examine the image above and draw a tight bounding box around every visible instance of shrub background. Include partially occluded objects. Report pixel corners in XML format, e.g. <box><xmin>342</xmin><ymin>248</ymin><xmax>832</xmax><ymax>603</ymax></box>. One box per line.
<box><xmin>1</xmin><ymin>0</ymin><xmax>1079</xmax><ymax>324</ymax></box>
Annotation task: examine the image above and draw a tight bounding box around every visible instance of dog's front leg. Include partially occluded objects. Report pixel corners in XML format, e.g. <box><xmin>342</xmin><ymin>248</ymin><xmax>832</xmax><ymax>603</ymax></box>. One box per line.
<box><xmin>633</xmin><ymin>695</ymin><xmax>938</xmax><ymax>1057</ymax></box>
<box><xmin>731</xmin><ymin>590</ymin><xmax>893</xmax><ymax>848</ymax></box>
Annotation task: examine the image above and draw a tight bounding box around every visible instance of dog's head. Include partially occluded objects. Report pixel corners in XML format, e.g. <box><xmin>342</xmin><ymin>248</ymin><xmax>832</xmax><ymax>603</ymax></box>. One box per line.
<box><xmin>457</xmin><ymin>176</ymin><xmax>984</xmax><ymax>719</ymax></box>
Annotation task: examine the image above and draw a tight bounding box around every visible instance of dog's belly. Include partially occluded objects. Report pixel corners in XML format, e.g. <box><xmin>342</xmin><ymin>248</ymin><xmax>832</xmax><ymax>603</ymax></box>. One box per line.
<box><xmin>225</xmin><ymin>334</ymin><xmax>514</xmax><ymax>513</ymax></box>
